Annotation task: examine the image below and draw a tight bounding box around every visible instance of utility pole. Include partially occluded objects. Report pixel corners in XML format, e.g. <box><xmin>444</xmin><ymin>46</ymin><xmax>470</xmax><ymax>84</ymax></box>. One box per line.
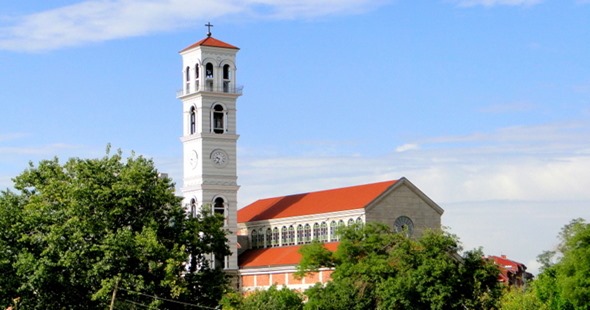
<box><xmin>109</xmin><ymin>278</ymin><xmax>119</xmax><ymax>310</ymax></box>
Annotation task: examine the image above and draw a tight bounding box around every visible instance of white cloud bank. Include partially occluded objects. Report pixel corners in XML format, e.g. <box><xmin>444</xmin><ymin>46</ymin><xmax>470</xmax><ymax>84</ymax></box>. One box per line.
<box><xmin>0</xmin><ymin>0</ymin><xmax>387</xmax><ymax>52</ymax></box>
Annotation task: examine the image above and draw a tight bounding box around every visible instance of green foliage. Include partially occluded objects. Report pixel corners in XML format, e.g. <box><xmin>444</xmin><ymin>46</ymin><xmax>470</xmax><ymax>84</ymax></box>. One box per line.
<box><xmin>298</xmin><ymin>223</ymin><xmax>502</xmax><ymax>310</ymax></box>
<box><xmin>499</xmin><ymin>287</ymin><xmax>545</xmax><ymax>310</ymax></box>
<box><xmin>0</xmin><ymin>149</ymin><xmax>230</xmax><ymax>309</ymax></box>
<box><xmin>220</xmin><ymin>285</ymin><xmax>304</xmax><ymax>310</ymax></box>
<box><xmin>528</xmin><ymin>218</ymin><xmax>590</xmax><ymax>310</ymax></box>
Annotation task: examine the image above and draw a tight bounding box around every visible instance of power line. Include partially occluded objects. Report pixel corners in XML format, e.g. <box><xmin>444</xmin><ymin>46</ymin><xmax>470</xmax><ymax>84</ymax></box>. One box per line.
<box><xmin>120</xmin><ymin>298</ymin><xmax>151</xmax><ymax>309</ymax></box>
<box><xmin>119</xmin><ymin>288</ymin><xmax>218</xmax><ymax>309</ymax></box>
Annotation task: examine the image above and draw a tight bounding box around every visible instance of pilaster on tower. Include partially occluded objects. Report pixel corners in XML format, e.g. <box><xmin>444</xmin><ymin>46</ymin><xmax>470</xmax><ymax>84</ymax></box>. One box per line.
<box><xmin>178</xmin><ymin>28</ymin><xmax>241</xmax><ymax>271</ymax></box>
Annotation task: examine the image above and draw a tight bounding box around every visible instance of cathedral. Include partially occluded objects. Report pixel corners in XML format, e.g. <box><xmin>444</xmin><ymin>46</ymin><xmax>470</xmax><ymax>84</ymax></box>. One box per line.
<box><xmin>177</xmin><ymin>29</ymin><xmax>444</xmax><ymax>292</ymax></box>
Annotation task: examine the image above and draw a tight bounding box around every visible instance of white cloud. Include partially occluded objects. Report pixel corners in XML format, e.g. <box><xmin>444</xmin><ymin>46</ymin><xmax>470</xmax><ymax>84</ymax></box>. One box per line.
<box><xmin>395</xmin><ymin>143</ymin><xmax>419</xmax><ymax>152</ymax></box>
<box><xmin>452</xmin><ymin>0</ymin><xmax>542</xmax><ymax>7</ymax></box>
<box><xmin>238</xmin><ymin>121</ymin><xmax>590</xmax><ymax>205</ymax></box>
<box><xmin>0</xmin><ymin>0</ymin><xmax>388</xmax><ymax>52</ymax></box>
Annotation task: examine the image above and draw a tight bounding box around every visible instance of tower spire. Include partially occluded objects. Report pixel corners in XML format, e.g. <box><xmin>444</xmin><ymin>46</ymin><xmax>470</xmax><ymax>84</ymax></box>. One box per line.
<box><xmin>205</xmin><ymin>22</ymin><xmax>213</xmax><ymax>37</ymax></box>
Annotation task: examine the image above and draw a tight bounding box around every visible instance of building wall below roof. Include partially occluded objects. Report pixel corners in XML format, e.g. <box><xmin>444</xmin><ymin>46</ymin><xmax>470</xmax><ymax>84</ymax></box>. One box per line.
<box><xmin>240</xmin><ymin>268</ymin><xmax>333</xmax><ymax>293</ymax></box>
<box><xmin>366</xmin><ymin>183</ymin><xmax>442</xmax><ymax>237</ymax></box>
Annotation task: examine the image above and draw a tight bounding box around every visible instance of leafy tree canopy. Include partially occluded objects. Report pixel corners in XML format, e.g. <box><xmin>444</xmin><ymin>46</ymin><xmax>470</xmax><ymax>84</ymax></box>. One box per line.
<box><xmin>530</xmin><ymin>218</ymin><xmax>590</xmax><ymax>310</ymax></box>
<box><xmin>221</xmin><ymin>285</ymin><xmax>304</xmax><ymax>310</ymax></box>
<box><xmin>298</xmin><ymin>223</ymin><xmax>502</xmax><ymax>310</ymax></box>
<box><xmin>0</xmin><ymin>147</ymin><xmax>230</xmax><ymax>309</ymax></box>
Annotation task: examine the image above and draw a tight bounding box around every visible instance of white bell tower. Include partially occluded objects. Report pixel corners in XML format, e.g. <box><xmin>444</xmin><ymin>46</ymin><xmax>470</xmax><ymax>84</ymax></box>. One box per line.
<box><xmin>178</xmin><ymin>24</ymin><xmax>242</xmax><ymax>271</ymax></box>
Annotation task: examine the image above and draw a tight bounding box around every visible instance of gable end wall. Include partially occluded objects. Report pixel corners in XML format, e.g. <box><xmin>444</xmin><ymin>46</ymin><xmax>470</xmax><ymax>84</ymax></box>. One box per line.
<box><xmin>365</xmin><ymin>183</ymin><xmax>441</xmax><ymax>237</ymax></box>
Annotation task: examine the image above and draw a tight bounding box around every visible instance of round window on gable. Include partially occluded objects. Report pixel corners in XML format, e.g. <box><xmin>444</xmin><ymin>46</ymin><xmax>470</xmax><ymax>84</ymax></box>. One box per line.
<box><xmin>394</xmin><ymin>216</ymin><xmax>414</xmax><ymax>237</ymax></box>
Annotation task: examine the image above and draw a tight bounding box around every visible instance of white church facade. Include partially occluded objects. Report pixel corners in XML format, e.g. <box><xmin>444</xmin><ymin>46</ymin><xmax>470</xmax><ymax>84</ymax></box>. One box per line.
<box><xmin>177</xmin><ymin>29</ymin><xmax>444</xmax><ymax>292</ymax></box>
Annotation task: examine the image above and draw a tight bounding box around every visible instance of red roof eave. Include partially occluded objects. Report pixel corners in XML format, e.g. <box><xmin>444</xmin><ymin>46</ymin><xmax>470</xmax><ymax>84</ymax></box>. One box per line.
<box><xmin>239</xmin><ymin>242</ymin><xmax>339</xmax><ymax>268</ymax></box>
<box><xmin>180</xmin><ymin>36</ymin><xmax>239</xmax><ymax>53</ymax></box>
<box><xmin>238</xmin><ymin>180</ymin><xmax>397</xmax><ymax>223</ymax></box>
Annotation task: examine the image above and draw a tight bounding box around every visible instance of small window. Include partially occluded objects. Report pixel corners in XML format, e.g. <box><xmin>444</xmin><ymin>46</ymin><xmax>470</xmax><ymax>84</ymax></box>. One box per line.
<box><xmin>320</xmin><ymin>222</ymin><xmax>328</xmax><ymax>242</ymax></box>
<box><xmin>272</xmin><ymin>227</ymin><xmax>279</xmax><ymax>247</ymax></box>
<box><xmin>195</xmin><ymin>64</ymin><xmax>199</xmax><ymax>79</ymax></box>
<box><xmin>348</xmin><ymin>218</ymin><xmax>355</xmax><ymax>226</ymax></box>
<box><xmin>288</xmin><ymin>225</ymin><xmax>295</xmax><ymax>245</ymax></box>
<box><xmin>251</xmin><ymin>230</ymin><xmax>258</xmax><ymax>248</ymax></box>
<box><xmin>313</xmin><ymin>223</ymin><xmax>320</xmax><ymax>241</ymax></box>
<box><xmin>330</xmin><ymin>221</ymin><xmax>337</xmax><ymax>242</ymax></box>
<box><xmin>185</xmin><ymin>66</ymin><xmax>190</xmax><ymax>81</ymax></box>
<box><xmin>190</xmin><ymin>198</ymin><xmax>196</xmax><ymax>217</ymax></box>
<box><xmin>214</xmin><ymin>197</ymin><xmax>224</xmax><ymax>216</ymax></box>
<box><xmin>223</xmin><ymin>64</ymin><xmax>230</xmax><ymax>80</ymax></box>
<box><xmin>213</xmin><ymin>104</ymin><xmax>225</xmax><ymax>134</ymax></box>
<box><xmin>297</xmin><ymin>225</ymin><xmax>303</xmax><ymax>245</ymax></box>
<box><xmin>258</xmin><ymin>228</ymin><xmax>264</xmax><ymax>249</ymax></box>
<box><xmin>189</xmin><ymin>106</ymin><xmax>196</xmax><ymax>134</ymax></box>
<box><xmin>281</xmin><ymin>226</ymin><xmax>287</xmax><ymax>246</ymax></box>
<box><xmin>304</xmin><ymin>224</ymin><xmax>311</xmax><ymax>244</ymax></box>
<box><xmin>265</xmin><ymin>228</ymin><xmax>272</xmax><ymax>248</ymax></box>
<box><xmin>206</xmin><ymin>63</ymin><xmax>213</xmax><ymax>78</ymax></box>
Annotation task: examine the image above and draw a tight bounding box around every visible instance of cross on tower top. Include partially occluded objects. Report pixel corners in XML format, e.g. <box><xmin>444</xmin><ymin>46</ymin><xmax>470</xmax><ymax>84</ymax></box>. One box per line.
<box><xmin>205</xmin><ymin>22</ymin><xmax>213</xmax><ymax>37</ymax></box>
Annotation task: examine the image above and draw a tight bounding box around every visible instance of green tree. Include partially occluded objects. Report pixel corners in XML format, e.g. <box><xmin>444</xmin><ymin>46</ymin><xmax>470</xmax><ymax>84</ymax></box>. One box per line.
<box><xmin>499</xmin><ymin>287</ymin><xmax>545</xmax><ymax>310</ymax></box>
<box><xmin>220</xmin><ymin>285</ymin><xmax>304</xmax><ymax>310</ymax></box>
<box><xmin>297</xmin><ymin>223</ymin><xmax>501</xmax><ymax>310</ymax></box>
<box><xmin>531</xmin><ymin>218</ymin><xmax>590</xmax><ymax>310</ymax></box>
<box><xmin>0</xmin><ymin>148</ymin><xmax>230</xmax><ymax>309</ymax></box>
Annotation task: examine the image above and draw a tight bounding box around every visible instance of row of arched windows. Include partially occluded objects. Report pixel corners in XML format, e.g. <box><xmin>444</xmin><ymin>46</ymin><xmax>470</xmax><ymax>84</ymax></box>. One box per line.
<box><xmin>184</xmin><ymin>63</ymin><xmax>232</xmax><ymax>94</ymax></box>
<box><xmin>188</xmin><ymin>103</ymin><xmax>226</xmax><ymax>135</ymax></box>
<box><xmin>189</xmin><ymin>197</ymin><xmax>227</xmax><ymax>223</ymax></box>
<box><xmin>250</xmin><ymin>217</ymin><xmax>363</xmax><ymax>249</ymax></box>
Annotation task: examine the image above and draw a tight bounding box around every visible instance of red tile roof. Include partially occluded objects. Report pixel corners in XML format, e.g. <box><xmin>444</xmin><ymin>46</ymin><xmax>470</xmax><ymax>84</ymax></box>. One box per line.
<box><xmin>239</xmin><ymin>242</ymin><xmax>339</xmax><ymax>268</ymax></box>
<box><xmin>179</xmin><ymin>36</ymin><xmax>239</xmax><ymax>53</ymax></box>
<box><xmin>238</xmin><ymin>180</ymin><xmax>397</xmax><ymax>223</ymax></box>
<box><xmin>489</xmin><ymin>255</ymin><xmax>527</xmax><ymax>283</ymax></box>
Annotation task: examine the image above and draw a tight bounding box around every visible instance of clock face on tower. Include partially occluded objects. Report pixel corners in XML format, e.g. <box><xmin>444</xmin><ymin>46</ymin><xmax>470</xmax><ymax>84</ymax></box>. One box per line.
<box><xmin>189</xmin><ymin>150</ymin><xmax>198</xmax><ymax>169</ymax></box>
<box><xmin>210</xmin><ymin>149</ymin><xmax>228</xmax><ymax>168</ymax></box>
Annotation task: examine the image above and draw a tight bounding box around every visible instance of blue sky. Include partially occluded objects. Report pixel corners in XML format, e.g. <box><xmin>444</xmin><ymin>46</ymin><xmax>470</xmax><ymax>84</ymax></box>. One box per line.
<box><xmin>1</xmin><ymin>0</ymin><xmax>589</xmax><ymax>275</ymax></box>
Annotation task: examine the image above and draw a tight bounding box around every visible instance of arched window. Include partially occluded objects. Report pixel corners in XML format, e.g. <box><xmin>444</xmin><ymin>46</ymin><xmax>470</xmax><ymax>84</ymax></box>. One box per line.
<box><xmin>185</xmin><ymin>66</ymin><xmax>190</xmax><ymax>93</ymax></box>
<box><xmin>313</xmin><ymin>223</ymin><xmax>320</xmax><ymax>241</ymax></box>
<box><xmin>265</xmin><ymin>228</ymin><xmax>272</xmax><ymax>248</ymax></box>
<box><xmin>251</xmin><ymin>229</ymin><xmax>258</xmax><ymax>249</ymax></box>
<box><xmin>258</xmin><ymin>228</ymin><xmax>264</xmax><ymax>249</ymax></box>
<box><xmin>189</xmin><ymin>106</ymin><xmax>196</xmax><ymax>134</ymax></box>
<box><xmin>296</xmin><ymin>225</ymin><xmax>304</xmax><ymax>245</ymax></box>
<box><xmin>272</xmin><ymin>227</ymin><xmax>279</xmax><ymax>247</ymax></box>
<box><xmin>356</xmin><ymin>217</ymin><xmax>363</xmax><ymax>225</ymax></box>
<box><xmin>288</xmin><ymin>226</ymin><xmax>295</xmax><ymax>245</ymax></box>
<box><xmin>190</xmin><ymin>198</ymin><xmax>196</xmax><ymax>217</ymax></box>
<box><xmin>212</xmin><ymin>104</ymin><xmax>225</xmax><ymax>134</ymax></box>
<box><xmin>194</xmin><ymin>64</ymin><xmax>200</xmax><ymax>91</ymax></box>
<box><xmin>214</xmin><ymin>197</ymin><xmax>225</xmax><ymax>216</ymax></box>
<box><xmin>281</xmin><ymin>226</ymin><xmax>287</xmax><ymax>246</ymax></box>
<box><xmin>348</xmin><ymin>218</ymin><xmax>355</xmax><ymax>226</ymax></box>
<box><xmin>304</xmin><ymin>224</ymin><xmax>311</xmax><ymax>243</ymax></box>
<box><xmin>206</xmin><ymin>63</ymin><xmax>214</xmax><ymax>78</ymax></box>
<box><xmin>223</xmin><ymin>64</ymin><xmax>230</xmax><ymax>80</ymax></box>
<box><xmin>320</xmin><ymin>222</ymin><xmax>328</xmax><ymax>242</ymax></box>
<box><xmin>330</xmin><ymin>221</ymin><xmax>337</xmax><ymax>242</ymax></box>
